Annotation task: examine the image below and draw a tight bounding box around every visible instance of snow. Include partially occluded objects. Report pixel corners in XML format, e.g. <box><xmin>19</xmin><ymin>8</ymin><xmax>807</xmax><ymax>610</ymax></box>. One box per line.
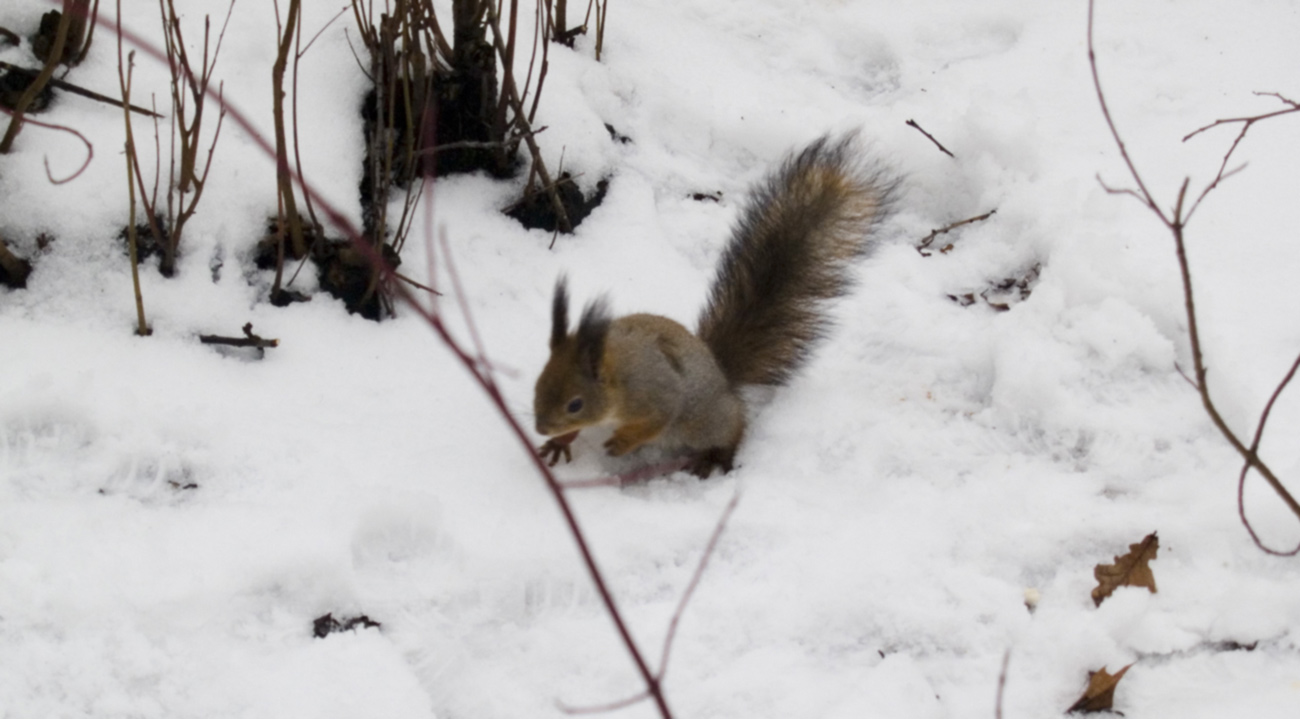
<box><xmin>2</xmin><ymin>0</ymin><xmax>1300</xmax><ymax>717</ymax></box>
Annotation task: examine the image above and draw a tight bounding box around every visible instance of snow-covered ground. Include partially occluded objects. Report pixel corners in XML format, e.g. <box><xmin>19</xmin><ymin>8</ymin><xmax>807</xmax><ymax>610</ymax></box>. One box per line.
<box><xmin>2</xmin><ymin>0</ymin><xmax>1299</xmax><ymax>717</ymax></box>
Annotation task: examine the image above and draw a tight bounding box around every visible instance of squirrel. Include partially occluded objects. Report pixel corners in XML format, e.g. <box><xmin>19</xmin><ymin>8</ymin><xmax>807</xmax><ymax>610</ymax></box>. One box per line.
<box><xmin>533</xmin><ymin>132</ymin><xmax>898</xmax><ymax>477</ymax></box>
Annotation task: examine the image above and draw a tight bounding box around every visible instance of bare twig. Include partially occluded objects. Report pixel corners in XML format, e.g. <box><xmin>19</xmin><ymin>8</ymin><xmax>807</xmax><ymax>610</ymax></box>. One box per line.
<box><xmin>199</xmin><ymin>322</ymin><xmax>279</xmax><ymax>349</ymax></box>
<box><xmin>905</xmin><ymin>119</ymin><xmax>955</xmax><ymax>158</ymax></box>
<box><xmin>484</xmin><ymin>1</ymin><xmax>572</xmax><ymax>233</ymax></box>
<box><xmin>916</xmin><ymin>209</ymin><xmax>996</xmax><ymax>256</ymax></box>
<box><xmin>995</xmin><ymin>649</ymin><xmax>1011</xmax><ymax>719</ymax></box>
<box><xmin>0</xmin><ymin>107</ymin><xmax>94</xmax><ymax>183</ymax></box>
<box><xmin>656</xmin><ymin>489</ymin><xmax>740</xmax><ymax>682</ymax></box>
<box><xmin>272</xmin><ymin>0</ymin><xmax>306</xmax><ymax>260</ymax></box>
<box><xmin>1087</xmin><ymin>0</ymin><xmax>1300</xmax><ymax>548</ymax></box>
<box><xmin>394</xmin><ymin>271</ymin><xmax>442</xmax><ymax>296</ymax></box>
<box><xmin>561</xmin><ymin>488</ymin><xmax>741</xmax><ymax>715</ymax></box>
<box><xmin>1182</xmin><ymin>92</ymin><xmax>1300</xmax><ymax>222</ymax></box>
<box><xmin>0</xmin><ymin>61</ymin><xmax>161</xmax><ymax>117</ymax></box>
<box><xmin>115</xmin><ymin>9</ymin><xmax>149</xmax><ymax>336</ymax></box>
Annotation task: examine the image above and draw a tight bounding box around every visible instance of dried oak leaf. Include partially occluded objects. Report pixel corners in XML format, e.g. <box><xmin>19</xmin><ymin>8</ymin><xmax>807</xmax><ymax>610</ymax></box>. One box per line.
<box><xmin>1068</xmin><ymin>663</ymin><xmax>1132</xmax><ymax>713</ymax></box>
<box><xmin>1091</xmin><ymin>532</ymin><xmax>1158</xmax><ymax>608</ymax></box>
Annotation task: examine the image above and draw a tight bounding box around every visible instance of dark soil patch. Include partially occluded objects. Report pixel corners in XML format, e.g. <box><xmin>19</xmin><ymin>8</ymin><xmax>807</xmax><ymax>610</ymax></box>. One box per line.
<box><xmin>506</xmin><ymin>173</ymin><xmax>609</xmax><ymax>233</ymax></box>
<box><xmin>0</xmin><ymin>65</ymin><xmax>54</xmax><ymax>112</ymax></box>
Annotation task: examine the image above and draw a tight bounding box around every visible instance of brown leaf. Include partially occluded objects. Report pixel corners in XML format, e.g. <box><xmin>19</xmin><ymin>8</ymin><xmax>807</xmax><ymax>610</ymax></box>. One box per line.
<box><xmin>1067</xmin><ymin>663</ymin><xmax>1132</xmax><ymax>713</ymax></box>
<box><xmin>1091</xmin><ymin>532</ymin><xmax>1158</xmax><ymax>607</ymax></box>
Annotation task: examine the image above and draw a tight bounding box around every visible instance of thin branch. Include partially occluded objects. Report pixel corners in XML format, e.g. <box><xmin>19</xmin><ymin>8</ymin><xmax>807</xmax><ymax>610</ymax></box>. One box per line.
<box><xmin>1086</xmin><ymin>0</ymin><xmax>1165</xmax><ymax>223</ymax></box>
<box><xmin>1248</xmin><ymin>351</ymin><xmax>1300</xmax><ymax>454</ymax></box>
<box><xmin>995</xmin><ymin>649</ymin><xmax>1011</xmax><ymax>719</ymax></box>
<box><xmin>0</xmin><ymin>107</ymin><xmax>94</xmax><ymax>183</ymax></box>
<box><xmin>905</xmin><ymin>119</ymin><xmax>955</xmax><ymax>158</ymax></box>
<box><xmin>0</xmin><ymin>61</ymin><xmax>162</xmax><ymax>117</ymax></box>
<box><xmin>484</xmin><ymin>1</ymin><xmax>572</xmax><ymax>233</ymax></box>
<box><xmin>1182</xmin><ymin>92</ymin><xmax>1300</xmax><ymax>222</ymax></box>
<box><xmin>1087</xmin><ymin>0</ymin><xmax>1300</xmax><ymax>544</ymax></box>
<box><xmin>561</xmin><ymin>488</ymin><xmax>741</xmax><ymax>715</ymax></box>
<box><xmin>915</xmin><ymin>209</ymin><xmax>996</xmax><ymax>256</ymax></box>
<box><xmin>656</xmin><ymin>489</ymin><xmax>741</xmax><ymax>682</ymax></box>
<box><xmin>1238</xmin><ymin>461</ymin><xmax>1300</xmax><ymax>557</ymax></box>
<box><xmin>199</xmin><ymin>322</ymin><xmax>279</xmax><ymax>349</ymax></box>
<box><xmin>394</xmin><ymin>271</ymin><xmax>442</xmax><ymax>296</ymax></box>
<box><xmin>298</xmin><ymin>5</ymin><xmax>349</xmax><ymax>57</ymax></box>
<box><xmin>558</xmin><ymin>691</ymin><xmax>649</xmax><ymax>716</ymax></box>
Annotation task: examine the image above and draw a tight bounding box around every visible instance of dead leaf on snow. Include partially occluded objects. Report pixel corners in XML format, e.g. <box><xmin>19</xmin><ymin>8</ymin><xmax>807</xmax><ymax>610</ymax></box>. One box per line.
<box><xmin>1068</xmin><ymin>663</ymin><xmax>1133</xmax><ymax>713</ymax></box>
<box><xmin>1092</xmin><ymin>532</ymin><xmax>1158</xmax><ymax>607</ymax></box>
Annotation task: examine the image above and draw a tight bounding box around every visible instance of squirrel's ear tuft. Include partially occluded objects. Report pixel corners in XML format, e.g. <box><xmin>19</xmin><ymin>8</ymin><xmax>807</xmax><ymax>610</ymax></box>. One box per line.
<box><xmin>550</xmin><ymin>276</ymin><xmax>570</xmax><ymax>349</ymax></box>
<box><xmin>576</xmin><ymin>296</ymin><xmax>611</xmax><ymax>380</ymax></box>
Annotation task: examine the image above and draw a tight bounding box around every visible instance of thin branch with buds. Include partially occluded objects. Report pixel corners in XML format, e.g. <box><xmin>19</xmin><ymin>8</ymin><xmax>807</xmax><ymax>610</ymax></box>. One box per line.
<box><xmin>1087</xmin><ymin>0</ymin><xmax>1300</xmax><ymax>552</ymax></box>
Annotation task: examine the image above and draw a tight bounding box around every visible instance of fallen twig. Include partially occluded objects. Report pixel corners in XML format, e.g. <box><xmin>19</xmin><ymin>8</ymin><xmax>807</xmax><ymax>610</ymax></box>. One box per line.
<box><xmin>916</xmin><ymin>209</ymin><xmax>997</xmax><ymax>256</ymax></box>
<box><xmin>906</xmin><ymin>118</ymin><xmax>955</xmax><ymax>158</ymax></box>
<box><xmin>199</xmin><ymin>322</ymin><xmax>279</xmax><ymax>349</ymax></box>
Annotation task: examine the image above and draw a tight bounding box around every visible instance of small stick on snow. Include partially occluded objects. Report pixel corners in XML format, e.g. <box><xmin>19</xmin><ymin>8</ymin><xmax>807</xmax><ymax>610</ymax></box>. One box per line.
<box><xmin>906</xmin><ymin>119</ymin><xmax>955</xmax><ymax>158</ymax></box>
<box><xmin>916</xmin><ymin>209</ymin><xmax>997</xmax><ymax>256</ymax></box>
<box><xmin>199</xmin><ymin>323</ymin><xmax>279</xmax><ymax>349</ymax></box>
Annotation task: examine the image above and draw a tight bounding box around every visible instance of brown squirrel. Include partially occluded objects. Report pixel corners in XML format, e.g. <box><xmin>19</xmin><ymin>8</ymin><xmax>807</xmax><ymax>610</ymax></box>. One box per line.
<box><xmin>533</xmin><ymin>133</ymin><xmax>897</xmax><ymax>477</ymax></box>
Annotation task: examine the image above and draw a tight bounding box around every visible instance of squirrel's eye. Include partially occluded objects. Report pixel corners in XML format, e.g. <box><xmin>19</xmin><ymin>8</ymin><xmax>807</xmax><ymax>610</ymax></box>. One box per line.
<box><xmin>566</xmin><ymin>397</ymin><xmax>584</xmax><ymax>414</ymax></box>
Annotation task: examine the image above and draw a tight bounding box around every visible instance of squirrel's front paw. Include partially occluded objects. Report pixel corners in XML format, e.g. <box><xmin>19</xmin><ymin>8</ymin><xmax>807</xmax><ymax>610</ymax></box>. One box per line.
<box><xmin>539</xmin><ymin>431</ymin><xmax>579</xmax><ymax>466</ymax></box>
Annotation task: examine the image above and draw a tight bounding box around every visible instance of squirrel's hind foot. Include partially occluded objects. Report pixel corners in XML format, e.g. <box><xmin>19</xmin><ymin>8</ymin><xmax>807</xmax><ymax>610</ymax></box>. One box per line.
<box><xmin>687</xmin><ymin>447</ymin><xmax>737</xmax><ymax>478</ymax></box>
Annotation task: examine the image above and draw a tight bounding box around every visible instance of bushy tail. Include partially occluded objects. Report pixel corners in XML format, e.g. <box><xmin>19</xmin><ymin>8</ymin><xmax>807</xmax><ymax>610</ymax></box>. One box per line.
<box><xmin>697</xmin><ymin>133</ymin><xmax>897</xmax><ymax>387</ymax></box>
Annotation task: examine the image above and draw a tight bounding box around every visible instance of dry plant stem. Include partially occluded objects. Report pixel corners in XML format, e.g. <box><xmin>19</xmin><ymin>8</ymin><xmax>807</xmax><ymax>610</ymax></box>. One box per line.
<box><xmin>273</xmin><ymin>0</ymin><xmax>307</xmax><ymax>259</ymax></box>
<box><xmin>560</xmin><ymin>489</ymin><xmax>740</xmax><ymax>715</ymax></box>
<box><xmin>72</xmin><ymin>0</ymin><xmax>100</xmax><ymax>66</ymax></box>
<box><xmin>116</xmin><ymin>30</ymin><xmax>149</xmax><ymax>336</ymax></box>
<box><xmin>485</xmin><ymin>1</ymin><xmax>572</xmax><ymax>232</ymax></box>
<box><xmin>0</xmin><ymin>61</ymin><xmax>160</xmax><ymax>117</ymax></box>
<box><xmin>0</xmin><ymin>0</ymin><xmax>74</xmax><ymax>153</ymax></box>
<box><xmin>656</xmin><ymin>489</ymin><xmax>739</xmax><ymax>682</ymax></box>
<box><xmin>1236</xmin><ymin>351</ymin><xmax>1300</xmax><ymax>555</ymax></box>
<box><xmin>101</xmin><ymin>16</ymin><xmax>678</xmax><ymax>716</ymax></box>
<box><xmin>0</xmin><ymin>107</ymin><xmax>95</xmax><ymax>183</ymax></box>
<box><xmin>1087</xmin><ymin>0</ymin><xmax>1300</xmax><ymax>545</ymax></box>
<box><xmin>1181</xmin><ymin>92</ymin><xmax>1300</xmax><ymax>223</ymax></box>
<box><xmin>136</xmin><ymin>0</ymin><xmax>232</xmax><ymax>277</ymax></box>
<box><xmin>593</xmin><ymin>0</ymin><xmax>607</xmax><ymax>61</ymax></box>
<box><xmin>554</xmin><ymin>0</ymin><xmax>568</xmax><ymax>41</ymax></box>
<box><xmin>289</xmin><ymin>6</ymin><xmax>344</xmax><ymax>240</ymax></box>
<box><xmin>524</xmin><ymin>0</ymin><xmax>550</xmax><ymax>124</ymax></box>
<box><xmin>994</xmin><ymin>650</ymin><xmax>1011</xmax><ymax>719</ymax></box>
<box><xmin>916</xmin><ymin>209</ymin><xmax>996</xmax><ymax>255</ymax></box>
<box><xmin>199</xmin><ymin>322</ymin><xmax>279</xmax><ymax>348</ymax></box>
<box><xmin>905</xmin><ymin>119</ymin><xmax>955</xmax><ymax>158</ymax></box>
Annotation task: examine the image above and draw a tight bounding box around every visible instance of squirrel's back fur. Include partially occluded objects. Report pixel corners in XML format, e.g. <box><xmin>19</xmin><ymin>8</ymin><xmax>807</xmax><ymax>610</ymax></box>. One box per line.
<box><xmin>697</xmin><ymin>133</ymin><xmax>896</xmax><ymax>387</ymax></box>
